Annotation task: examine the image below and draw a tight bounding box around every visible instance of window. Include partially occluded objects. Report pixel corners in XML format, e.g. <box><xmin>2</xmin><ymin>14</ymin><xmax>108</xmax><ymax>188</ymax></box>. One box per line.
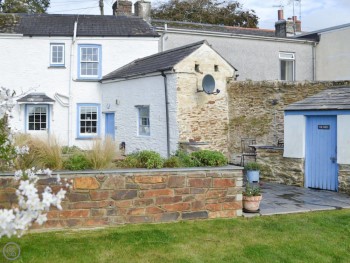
<box><xmin>137</xmin><ymin>106</ymin><xmax>150</xmax><ymax>136</ymax></box>
<box><xmin>78</xmin><ymin>45</ymin><xmax>102</xmax><ymax>79</ymax></box>
<box><xmin>50</xmin><ymin>44</ymin><xmax>65</xmax><ymax>66</ymax></box>
<box><xmin>77</xmin><ymin>104</ymin><xmax>100</xmax><ymax>138</ymax></box>
<box><xmin>26</xmin><ymin>105</ymin><xmax>48</xmax><ymax>131</ymax></box>
<box><xmin>279</xmin><ymin>52</ymin><xmax>295</xmax><ymax>81</ymax></box>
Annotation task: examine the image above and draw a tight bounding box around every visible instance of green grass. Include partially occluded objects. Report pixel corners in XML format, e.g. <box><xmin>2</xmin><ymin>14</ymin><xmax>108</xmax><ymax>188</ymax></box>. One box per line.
<box><xmin>1</xmin><ymin>210</ymin><xmax>350</xmax><ymax>263</ymax></box>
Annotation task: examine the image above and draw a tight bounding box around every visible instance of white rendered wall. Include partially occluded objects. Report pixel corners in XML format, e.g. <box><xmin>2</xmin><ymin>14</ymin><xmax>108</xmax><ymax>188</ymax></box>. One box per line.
<box><xmin>283</xmin><ymin>114</ymin><xmax>306</xmax><ymax>158</ymax></box>
<box><xmin>101</xmin><ymin>75</ymin><xmax>178</xmax><ymax>157</ymax></box>
<box><xmin>316</xmin><ymin>27</ymin><xmax>350</xmax><ymax>80</ymax></box>
<box><xmin>159</xmin><ymin>31</ymin><xmax>314</xmax><ymax>81</ymax></box>
<box><xmin>337</xmin><ymin>115</ymin><xmax>350</xmax><ymax>164</ymax></box>
<box><xmin>0</xmin><ymin>35</ymin><xmax>158</xmax><ymax>148</ymax></box>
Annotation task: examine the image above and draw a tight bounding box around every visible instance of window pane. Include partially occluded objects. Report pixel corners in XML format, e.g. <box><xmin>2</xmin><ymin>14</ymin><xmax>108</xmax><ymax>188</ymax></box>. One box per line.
<box><xmin>27</xmin><ymin>106</ymin><xmax>48</xmax><ymax>131</ymax></box>
<box><xmin>281</xmin><ymin>60</ymin><xmax>294</xmax><ymax>81</ymax></box>
<box><xmin>51</xmin><ymin>44</ymin><xmax>64</xmax><ymax>64</ymax></box>
<box><xmin>138</xmin><ymin>106</ymin><xmax>150</xmax><ymax>136</ymax></box>
<box><xmin>79</xmin><ymin>106</ymin><xmax>98</xmax><ymax>135</ymax></box>
<box><xmin>79</xmin><ymin>46</ymin><xmax>100</xmax><ymax>77</ymax></box>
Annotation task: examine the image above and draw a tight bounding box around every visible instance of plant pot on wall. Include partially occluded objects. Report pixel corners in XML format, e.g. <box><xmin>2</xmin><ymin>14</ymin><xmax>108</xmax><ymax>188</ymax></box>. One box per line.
<box><xmin>244</xmin><ymin>162</ymin><xmax>261</xmax><ymax>183</ymax></box>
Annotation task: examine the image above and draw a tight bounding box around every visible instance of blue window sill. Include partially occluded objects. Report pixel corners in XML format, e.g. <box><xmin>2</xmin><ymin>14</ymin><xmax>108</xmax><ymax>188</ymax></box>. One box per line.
<box><xmin>75</xmin><ymin>79</ymin><xmax>101</xmax><ymax>82</ymax></box>
<box><xmin>76</xmin><ymin>136</ymin><xmax>100</xmax><ymax>140</ymax></box>
<box><xmin>48</xmin><ymin>65</ymin><xmax>66</xmax><ymax>68</ymax></box>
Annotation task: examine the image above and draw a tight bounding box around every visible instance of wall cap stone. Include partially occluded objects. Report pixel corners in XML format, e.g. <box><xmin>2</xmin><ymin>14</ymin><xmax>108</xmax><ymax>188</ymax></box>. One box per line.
<box><xmin>0</xmin><ymin>165</ymin><xmax>243</xmax><ymax>177</ymax></box>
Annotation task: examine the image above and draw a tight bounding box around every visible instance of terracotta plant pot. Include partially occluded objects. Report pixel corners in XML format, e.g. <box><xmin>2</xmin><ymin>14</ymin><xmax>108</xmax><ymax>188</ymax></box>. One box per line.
<box><xmin>243</xmin><ymin>195</ymin><xmax>262</xmax><ymax>212</ymax></box>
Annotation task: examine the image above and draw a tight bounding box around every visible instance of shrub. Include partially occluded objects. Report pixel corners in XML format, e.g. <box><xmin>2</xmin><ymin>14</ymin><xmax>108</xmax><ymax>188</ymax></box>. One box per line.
<box><xmin>61</xmin><ymin>145</ymin><xmax>81</xmax><ymax>155</ymax></box>
<box><xmin>190</xmin><ymin>150</ymin><xmax>227</xmax><ymax>167</ymax></box>
<box><xmin>117</xmin><ymin>154</ymin><xmax>139</xmax><ymax>168</ymax></box>
<box><xmin>163</xmin><ymin>156</ymin><xmax>181</xmax><ymax>168</ymax></box>
<box><xmin>86</xmin><ymin>137</ymin><xmax>117</xmax><ymax>170</ymax></box>
<box><xmin>14</xmin><ymin>135</ymin><xmax>63</xmax><ymax>170</ymax></box>
<box><xmin>64</xmin><ymin>153</ymin><xmax>90</xmax><ymax>171</ymax></box>
<box><xmin>118</xmin><ymin>150</ymin><xmax>164</xmax><ymax>169</ymax></box>
<box><xmin>137</xmin><ymin>150</ymin><xmax>164</xmax><ymax>169</ymax></box>
<box><xmin>175</xmin><ymin>150</ymin><xmax>200</xmax><ymax>167</ymax></box>
<box><xmin>244</xmin><ymin>162</ymin><xmax>261</xmax><ymax>171</ymax></box>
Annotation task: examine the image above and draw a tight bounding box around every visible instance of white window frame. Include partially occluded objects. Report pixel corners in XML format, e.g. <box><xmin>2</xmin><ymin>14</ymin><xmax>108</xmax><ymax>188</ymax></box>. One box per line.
<box><xmin>50</xmin><ymin>43</ymin><xmax>65</xmax><ymax>66</ymax></box>
<box><xmin>26</xmin><ymin>105</ymin><xmax>49</xmax><ymax>131</ymax></box>
<box><xmin>137</xmin><ymin>106</ymin><xmax>150</xmax><ymax>136</ymax></box>
<box><xmin>77</xmin><ymin>104</ymin><xmax>100</xmax><ymax>138</ymax></box>
<box><xmin>78</xmin><ymin>44</ymin><xmax>102</xmax><ymax>79</ymax></box>
<box><xmin>279</xmin><ymin>52</ymin><xmax>295</xmax><ymax>81</ymax></box>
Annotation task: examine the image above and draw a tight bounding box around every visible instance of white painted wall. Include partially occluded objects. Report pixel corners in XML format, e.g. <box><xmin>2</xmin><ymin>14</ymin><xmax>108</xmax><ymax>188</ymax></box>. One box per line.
<box><xmin>284</xmin><ymin>113</ymin><xmax>350</xmax><ymax>164</ymax></box>
<box><xmin>337</xmin><ymin>115</ymin><xmax>350</xmax><ymax>164</ymax></box>
<box><xmin>0</xmin><ymin>35</ymin><xmax>158</xmax><ymax>148</ymax></box>
<box><xmin>283</xmin><ymin>114</ymin><xmax>306</xmax><ymax>158</ymax></box>
<box><xmin>316</xmin><ymin>27</ymin><xmax>350</xmax><ymax>80</ymax></box>
<box><xmin>101</xmin><ymin>74</ymin><xmax>178</xmax><ymax>157</ymax></box>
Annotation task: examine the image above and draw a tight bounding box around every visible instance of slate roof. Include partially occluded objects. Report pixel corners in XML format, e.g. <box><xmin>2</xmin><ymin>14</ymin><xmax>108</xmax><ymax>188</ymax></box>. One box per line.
<box><xmin>285</xmin><ymin>86</ymin><xmax>350</xmax><ymax>111</ymax></box>
<box><xmin>294</xmin><ymin>22</ymin><xmax>350</xmax><ymax>41</ymax></box>
<box><xmin>152</xmin><ymin>19</ymin><xmax>276</xmax><ymax>38</ymax></box>
<box><xmin>102</xmin><ymin>40</ymin><xmax>209</xmax><ymax>81</ymax></box>
<box><xmin>17</xmin><ymin>93</ymin><xmax>55</xmax><ymax>103</ymax></box>
<box><xmin>0</xmin><ymin>13</ymin><xmax>158</xmax><ymax>37</ymax></box>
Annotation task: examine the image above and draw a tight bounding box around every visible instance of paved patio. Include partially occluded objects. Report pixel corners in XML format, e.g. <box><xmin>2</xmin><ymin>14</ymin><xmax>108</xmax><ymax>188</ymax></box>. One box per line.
<box><xmin>248</xmin><ymin>182</ymin><xmax>350</xmax><ymax>216</ymax></box>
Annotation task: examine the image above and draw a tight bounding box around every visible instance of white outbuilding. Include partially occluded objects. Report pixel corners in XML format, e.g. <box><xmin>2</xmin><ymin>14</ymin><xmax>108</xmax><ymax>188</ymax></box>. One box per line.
<box><xmin>101</xmin><ymin>41</ymin><xmax>237</xmax><ymax>157</ymax></box>
<box><xmin>284</xmin><ymin>87</ymin><xmax>350</xmax><ymax>191</ymax></box>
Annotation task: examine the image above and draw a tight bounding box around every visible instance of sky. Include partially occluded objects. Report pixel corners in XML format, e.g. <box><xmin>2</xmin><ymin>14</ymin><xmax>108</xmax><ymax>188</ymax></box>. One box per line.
<box><xmin>48</xmin><ymin>0</ymin><xmax>350</xmax><ymax>32</ymax></box>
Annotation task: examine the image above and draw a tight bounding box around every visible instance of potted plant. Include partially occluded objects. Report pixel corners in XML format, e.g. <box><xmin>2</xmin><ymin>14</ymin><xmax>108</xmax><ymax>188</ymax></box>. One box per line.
<box><xmin>242</xmin><ymin>183</ymin><xmax>262</xmax><ymax>213</ymax></box>
<box><xmin>244</xmin><ymin>162</ymin><xmax>261</xmax><ymax>183</ymax></box>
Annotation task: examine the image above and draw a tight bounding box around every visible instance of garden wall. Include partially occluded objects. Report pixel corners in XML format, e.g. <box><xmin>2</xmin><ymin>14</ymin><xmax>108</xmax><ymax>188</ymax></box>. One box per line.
<box><xmin>227</xmin><ymin>80</ymin><xmax>350</xmax><ymax>161</ymax></box>
<box><xmin>0</xmin><ymin>166</ymin><xmax>243</xmax><ymax>230</ymax></box>
<box><xmin>256</xmin><ymin>148</ymin><xmax>304</xmax><ymax>187</ymax></box>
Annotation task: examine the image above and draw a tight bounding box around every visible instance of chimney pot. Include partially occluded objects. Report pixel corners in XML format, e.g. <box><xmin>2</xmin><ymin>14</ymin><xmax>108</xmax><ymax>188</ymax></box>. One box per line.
<box><xmin>277</xmin><ymin>10</ymin><xmax>284</xmax><ymax>20</ymax></box>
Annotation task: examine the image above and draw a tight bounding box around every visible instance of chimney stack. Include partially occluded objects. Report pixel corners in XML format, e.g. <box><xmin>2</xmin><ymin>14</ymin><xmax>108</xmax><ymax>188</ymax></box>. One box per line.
<box><xmin>275</xmin><ymin>10</ymin><xmax>299</xmax><ymax>37</ymax></box>
<box><xmin>112</xmin><ymin>0</ymin><xmax>132</xmax><ymax>16</ymax></box>
<box><xmin>134</xmin><ymin>1</ymin><xmax>151</xmax><ymax>23</ymax></box>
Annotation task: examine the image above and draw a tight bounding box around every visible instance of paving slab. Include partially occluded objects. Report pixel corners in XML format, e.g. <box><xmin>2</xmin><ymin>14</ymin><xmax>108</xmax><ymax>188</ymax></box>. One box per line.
<box><xmin>257</xmin><ymin>182</ymin><xmax>350</xmax><ymax>216</ymax></box>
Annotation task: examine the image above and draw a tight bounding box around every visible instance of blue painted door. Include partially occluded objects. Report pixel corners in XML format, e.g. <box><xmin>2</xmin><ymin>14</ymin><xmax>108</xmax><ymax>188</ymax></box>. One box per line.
<box><xmin>105</xmin><ymin>113</ymin><xmax>115</xmax><ymax>140</ymax></box>
<box><xmin>305</xmin><ymin>116</ymin><xmax>338</xmax><ymax>191</ymax></box>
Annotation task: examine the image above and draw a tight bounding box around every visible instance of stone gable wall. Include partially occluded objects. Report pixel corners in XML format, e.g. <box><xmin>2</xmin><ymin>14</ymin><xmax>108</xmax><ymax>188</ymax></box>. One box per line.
<box><xmin>175</xmin><ymin>44</ymin><xmax>235</xmax><ymax>155</ymax></box>
<box><xmin>0</xmin><ymin>167</ymin><xmax>243</xmax><ymax>231</ymax></box>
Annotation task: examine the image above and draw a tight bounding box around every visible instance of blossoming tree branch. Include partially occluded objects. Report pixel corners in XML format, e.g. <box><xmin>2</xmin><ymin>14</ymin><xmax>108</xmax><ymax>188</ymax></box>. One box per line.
<box><xmin>0</xmin><ymin>87</ymin><xmax>69</xmax><ymax>238</ymax></box>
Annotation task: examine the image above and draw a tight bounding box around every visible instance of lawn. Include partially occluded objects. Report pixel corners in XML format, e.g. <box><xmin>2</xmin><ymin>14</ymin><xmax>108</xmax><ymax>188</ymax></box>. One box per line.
<box><xmin>1</xmin><ymin>210</ymin><xmax>350</xmax><ymax>263</ymax></box>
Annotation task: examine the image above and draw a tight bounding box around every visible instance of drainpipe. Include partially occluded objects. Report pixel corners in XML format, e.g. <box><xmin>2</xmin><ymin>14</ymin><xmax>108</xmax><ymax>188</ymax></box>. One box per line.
<box><xmin>68</xmin><ymin>19</ymin><xmax>78</xmax><ymax>146</ymax></box>
<box><xmin>312</xmin><ymin>42</ymin><xmax>317</xmax><ymax>81</ymax></box>
<box><xmin>161</xmin><ymin>71</ymin><xmax>170</xmax><ymax>158</ymax></box>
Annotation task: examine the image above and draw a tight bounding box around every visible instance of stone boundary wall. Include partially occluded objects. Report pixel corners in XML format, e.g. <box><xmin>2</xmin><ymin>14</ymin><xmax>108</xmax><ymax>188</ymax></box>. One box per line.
<box><xmin>227</xmin><ymin>80</ymin><xmax>350</xmax><ymax>162</ymax></box>
<box><xmin>339</xmin><ymin>165</ymin><xmax>350</xmax><ymax>194</ymax></box>
<box><xmin>0</xmin><ymin>167</ymin><xmax>243</xmax><ymax>231</ymax></box>
<box><xmin>258</xmin><ymin>149</ymin><xmax>350</xmax><ymax>193</ymax></box>
<box><xmin>256</xmin><ymin>148</ymin><xmax>304</xmax><ymax>187</ymax></box>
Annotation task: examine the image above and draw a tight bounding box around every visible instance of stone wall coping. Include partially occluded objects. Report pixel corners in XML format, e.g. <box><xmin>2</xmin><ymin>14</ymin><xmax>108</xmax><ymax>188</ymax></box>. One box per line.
<box><xmin>254</xmin><ymin>146</ymin><xmax>284</xmax><ymax>150</ymax></box>
<box><xmin>0</xmin><ymin>165</ymin><xmax>243</xmax><ymax>177</ymax></box>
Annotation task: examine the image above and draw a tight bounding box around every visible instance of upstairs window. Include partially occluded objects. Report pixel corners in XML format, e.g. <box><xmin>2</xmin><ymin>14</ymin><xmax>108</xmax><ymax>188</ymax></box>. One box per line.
<box><xmin>279</xmin><ymin>52</ymin><xmax>295</xmax><ymax>81</ymax></box>
<box><xmin>137</xmin><ymin>106</ymin><xmax>150</xmax><ymax>136</ymax></box>
<box><xmin>78</xmin><ymin>45</ymin><xmax>102</xmax><ymax>79</ymax></box>
<box><xmin>50</xmin><ymin>44</ymin><xmax>65</xmax><ymax>66</ymax></box>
